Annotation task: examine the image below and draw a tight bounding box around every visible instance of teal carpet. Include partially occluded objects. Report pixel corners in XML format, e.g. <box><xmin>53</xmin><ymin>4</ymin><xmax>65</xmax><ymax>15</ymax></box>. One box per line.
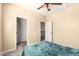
<box><xmin>22</xmin><ymin>41</ymin><xmax>79</xmax><ymax>56</ymax></box>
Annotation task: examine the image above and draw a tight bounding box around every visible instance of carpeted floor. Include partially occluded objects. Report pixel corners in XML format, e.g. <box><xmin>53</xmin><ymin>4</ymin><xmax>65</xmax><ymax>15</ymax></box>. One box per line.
<box><xmin>3</xmin><ymin>41</ymin><xmax>27</xmax><ymax>56</ymax></box>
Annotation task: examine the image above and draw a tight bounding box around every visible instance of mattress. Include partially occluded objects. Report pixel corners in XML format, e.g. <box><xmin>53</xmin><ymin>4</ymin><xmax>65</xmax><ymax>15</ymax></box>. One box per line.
<box><xmin>22</xmin><ymin>41</ymin><xmax>79</xmax><ymax>56</ymax></box>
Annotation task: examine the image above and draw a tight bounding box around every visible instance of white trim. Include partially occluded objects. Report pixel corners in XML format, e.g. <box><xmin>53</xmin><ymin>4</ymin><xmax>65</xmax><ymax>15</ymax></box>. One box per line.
<box><xmin>16</xmin><ymin>16</ymin><xmax>28</xmax><ymax>19</ymax></box>
<box><xmin>2</xmin><ymin>48</ymin><xmax>16</xmax><ymax>54</ymax></box>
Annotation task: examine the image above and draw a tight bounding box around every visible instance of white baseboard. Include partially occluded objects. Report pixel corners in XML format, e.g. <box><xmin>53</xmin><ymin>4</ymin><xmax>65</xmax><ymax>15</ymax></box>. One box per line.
<box><xmin>2</xmin><ymin>48</ymin><xmax>16</xmax><ymax>55</ymax></box>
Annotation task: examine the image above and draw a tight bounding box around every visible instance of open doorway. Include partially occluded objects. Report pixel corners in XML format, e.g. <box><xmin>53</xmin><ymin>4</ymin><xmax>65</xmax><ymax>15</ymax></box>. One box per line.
<box><xmin>16</xmin><ymin>17</ymin><xmax>27</xmax><ymax>47</ymax></box>
<box><xmin>40</xmin><ymin>22</ymin><xmax>45</xmax><ymax>41</ymax></box>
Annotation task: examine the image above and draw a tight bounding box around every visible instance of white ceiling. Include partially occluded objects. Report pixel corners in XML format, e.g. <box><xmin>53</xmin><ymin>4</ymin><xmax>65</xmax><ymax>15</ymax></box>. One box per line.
<box><xmin>16</xmin><ymin>3</ymin><xmax>79</xmax><ymax>15</ymax></box>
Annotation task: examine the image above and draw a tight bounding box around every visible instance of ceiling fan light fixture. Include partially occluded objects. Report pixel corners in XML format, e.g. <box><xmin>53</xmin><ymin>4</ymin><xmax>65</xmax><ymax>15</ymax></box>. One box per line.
<box><xmin>37</xmin><ymin>3</ymin><xmax>62</xmax><ymax>11</ymax></box>
<box><xmin>48</xmin><ymin>8</ymin><xmax>51</xmax><ymax>11</ymax></box>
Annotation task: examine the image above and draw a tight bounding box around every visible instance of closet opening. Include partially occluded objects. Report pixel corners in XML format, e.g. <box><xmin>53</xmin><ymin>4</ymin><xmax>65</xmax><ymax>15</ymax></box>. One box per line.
<box><xmin>40</xmin><ymin>22</ymin><xmax>45</xmax><ymax>41</ymax></box>
<box><xmin>16</xmin><ymin>17</ymin><xmax>27</xmax><ymax>48</ymax></box>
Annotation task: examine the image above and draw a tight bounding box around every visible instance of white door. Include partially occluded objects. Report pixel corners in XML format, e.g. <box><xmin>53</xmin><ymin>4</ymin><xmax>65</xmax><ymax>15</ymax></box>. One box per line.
<box><xmin>45</xmin><ymin>21</ymin><xmax>53</xmax><ymax>42</ymax></box>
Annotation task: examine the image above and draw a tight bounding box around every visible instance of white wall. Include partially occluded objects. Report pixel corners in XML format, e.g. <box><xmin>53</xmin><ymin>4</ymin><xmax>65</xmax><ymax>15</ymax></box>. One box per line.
<box><xmin>47</xmin><ymin>5</ymin><xmax>79</xmax><ymax>48</ymax></box>
<box><xmin>0</xmin><ymin>4</ymin><xmax>2</xmax><ymax>55</ymax></box>
<box><xmin>2</xmin><ymin>3</ymin><xmax>46</xmax><ymax>52</ymax></box>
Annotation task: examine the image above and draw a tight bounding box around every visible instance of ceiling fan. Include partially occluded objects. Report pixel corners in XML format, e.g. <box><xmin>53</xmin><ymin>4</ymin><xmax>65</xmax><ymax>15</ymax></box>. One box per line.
<box><xmin>37</xmin><ymin>3</ymin><xmax>62</xmax><ymax>11</ymax></box>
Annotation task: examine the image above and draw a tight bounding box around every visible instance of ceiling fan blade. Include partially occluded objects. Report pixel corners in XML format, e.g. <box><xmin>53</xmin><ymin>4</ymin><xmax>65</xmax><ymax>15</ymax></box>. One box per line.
<box><xmin>37</xmin><ymin>4</ymin><xmax>45</xmax><ymax>9</ymax></box>
<box><xmin>50</xmin><ymin>3</ymin><xmax>62</xmax><ymax>5</ymax></box>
